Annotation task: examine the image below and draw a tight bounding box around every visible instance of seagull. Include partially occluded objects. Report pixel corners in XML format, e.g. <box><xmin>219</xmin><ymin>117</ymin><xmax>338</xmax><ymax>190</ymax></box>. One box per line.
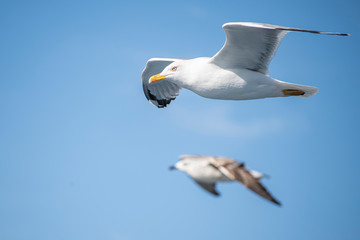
<box><xmin>142</xmin><ymin>22</ymin><xmax>349</xmax><ymax>108</ymax></box>
<box><xmin>170</xmin><ymin>155</ymin><xmax>281</xmax><ymax>206</ymax></box>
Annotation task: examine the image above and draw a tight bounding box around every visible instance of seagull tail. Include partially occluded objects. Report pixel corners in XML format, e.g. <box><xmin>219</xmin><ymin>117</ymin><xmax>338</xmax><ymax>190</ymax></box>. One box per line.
<box><xmin>278</xmin><ymin>81</ymin><xmax>318</xmax><ymax>98</ymax></box>
<box><xmin>249</xmin><ymin>170</ymin><xmax>269</xmax><ymax>180</ymax></box>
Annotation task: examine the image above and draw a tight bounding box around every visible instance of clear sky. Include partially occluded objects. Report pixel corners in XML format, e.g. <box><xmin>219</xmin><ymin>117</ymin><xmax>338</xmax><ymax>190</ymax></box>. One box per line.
<box><xmin>1</xmin><ymin>0</ymin><xmax>359</xmax><ymax>239</ymax></box>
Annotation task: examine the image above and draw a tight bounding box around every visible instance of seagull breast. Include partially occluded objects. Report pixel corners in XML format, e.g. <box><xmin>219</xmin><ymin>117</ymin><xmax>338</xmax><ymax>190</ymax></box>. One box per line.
<box><xmin>186</xmin><ymin>162</ymin><xmax>231</xmax><ymax>183</ymax></box>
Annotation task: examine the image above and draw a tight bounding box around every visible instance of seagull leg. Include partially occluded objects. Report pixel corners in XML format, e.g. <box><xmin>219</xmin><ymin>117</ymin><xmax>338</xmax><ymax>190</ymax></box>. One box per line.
<box><xmin>282</xmin><ymin>89</ymin><xmax>305</xmax><ymax>96</ymax></box>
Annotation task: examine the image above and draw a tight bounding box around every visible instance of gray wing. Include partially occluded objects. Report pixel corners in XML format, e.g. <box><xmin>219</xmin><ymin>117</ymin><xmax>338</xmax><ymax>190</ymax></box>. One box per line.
<box><xmin>210</xmin><ymin>22</ymin><xmax>349</xmax><ymax>75</ymax></box>
<box><xmin>193</xmin><ymin>180</ymin><xmax>220</xmax><ymax>196</ymax></box>
<box><xmin>142</xmin><ymin>58</ymin><xmax>183</xmax><ymax>108</ymax></box>
<box><xmin>209</xmin><ymin>157</ymin><xmax>281</xmax><ymax>205</ymax></box>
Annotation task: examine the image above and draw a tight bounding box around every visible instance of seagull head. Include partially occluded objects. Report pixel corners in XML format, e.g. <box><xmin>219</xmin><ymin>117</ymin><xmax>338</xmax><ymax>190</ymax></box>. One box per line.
<box><xmin>149</xmin><ymin>61</ymin><xmax>184</xmax><ymax>84</ymax></box>
<box><xmin>169</xmin><ymin>156</ymin><xmax>210</xmax><ymax>174</ymax></box>
<box><xmin>169</xmin><ymin>158</ymin><xmax>198</xmax><ymax>173</ymax></box>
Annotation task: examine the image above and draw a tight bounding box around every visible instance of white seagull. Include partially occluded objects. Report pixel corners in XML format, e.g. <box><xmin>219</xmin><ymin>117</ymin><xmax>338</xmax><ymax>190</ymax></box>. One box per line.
<box><xmin>170</xmin><ymin>155</ymin><xmax>281</xmax><ymax>206</ymax></box>
<box><xmin>142</xmin><ymin>22</ymin><xmax>348</xmax><ymax>108</ymax></box>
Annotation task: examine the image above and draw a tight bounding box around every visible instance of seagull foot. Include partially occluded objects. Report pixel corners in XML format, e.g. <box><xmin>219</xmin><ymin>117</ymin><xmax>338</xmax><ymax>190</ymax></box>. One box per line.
<box><xmin>282</xmin><ymin>89</ymin><xmax>305</xmax><ymax>96</ymax></box>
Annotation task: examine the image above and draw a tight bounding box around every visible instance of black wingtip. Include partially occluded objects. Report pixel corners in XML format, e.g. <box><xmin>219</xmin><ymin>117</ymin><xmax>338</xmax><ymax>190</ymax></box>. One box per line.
<box><xmin>147</xmin><ymin>89</ymin><xmax>174</xmax><ymax>108</ymax></box>
<box><xmin>319</xmin><ymin>32</ymin><xmax>350</xmax><ymax>36</ymax></box>
<box><xmin>279</xmin><ymin>27</ymin><xmax>350</xmax><ymax>37</ymax></box>
<box><xmin>334</xmin><ymin>33</ymin><xmax>350</xmax><ymax>36</ymax></box>
<box><xmin>210</xmin><ymin>189</ymin><xmax>221</xmax><ymax>197</ymax></box>
<box><xmin>272</xmin><ymin>198</ymin><xmax>282</xmax><ymax>206</ymax></box>
<box><xmin>213</xmin><ymin>191</ymin><xmax>221</xmax><ymax>197</ymax></box>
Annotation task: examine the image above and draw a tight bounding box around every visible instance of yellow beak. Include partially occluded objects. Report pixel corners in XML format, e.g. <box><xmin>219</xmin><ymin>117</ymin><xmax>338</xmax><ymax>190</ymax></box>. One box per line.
<box><xmin>149</xmin><ymin>73</ymin><xmax>168</xmax><ymax>83</ymax></box>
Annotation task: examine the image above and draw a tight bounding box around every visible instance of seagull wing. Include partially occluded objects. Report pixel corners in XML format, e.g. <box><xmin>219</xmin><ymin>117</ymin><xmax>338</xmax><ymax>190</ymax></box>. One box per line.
<box><xmin>210</xmin><ymin>22</ymin><xmax>349</xmax><ymax>75</ymax></box>
<box><xmin>231</xmin><ymin>164</ymin><xmax>281</xmax><ymax>206</ymax></box>
<box><xmin>142</xmin><ymin>58</ymin><xmax>183</xmax><ymax>108</ymax></box>
<box><xmin>209</xmin><ymin>157</ymin><xmax>281</xmax><ymax>205</ymax></box>
<box><xmin>193</xmin><ymin>180</ymin><xmax>220</xmax><ymax>196</ymax></box>
<box><xmin>208</xmin><ymin>156</ymin><xmax>238</xmax><ymax>180</ymax></box>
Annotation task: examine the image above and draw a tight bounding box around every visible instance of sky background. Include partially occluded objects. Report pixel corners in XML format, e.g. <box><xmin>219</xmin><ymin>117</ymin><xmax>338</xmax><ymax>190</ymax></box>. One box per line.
<box><xmin>1</xmin><ymin>0</ymin><xmax>359</xmax><ymax>239</ymax></box>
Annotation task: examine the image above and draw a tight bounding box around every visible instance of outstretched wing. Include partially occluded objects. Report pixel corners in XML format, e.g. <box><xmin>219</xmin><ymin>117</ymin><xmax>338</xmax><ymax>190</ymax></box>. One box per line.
<box><xmin>142</xmin><ymin>58</ymin><xmax>183</xmax><ymax>108</ymax></box>
<box><xmin>233</xmin><ymin>166</ymin><xmax>281</xmax><ymax>205</ymax></box>
<box><xmin>193</xmin><ymin>180</ymin><xmax>220</xmax><ymax>196</ymax></box>
<box><xmin>210</xmin><ymin>22</ymin><xmax>349</xmax><ymax>75</ymax></box>
<box><xmin>209</xmin><ymin>156</ymin><xmax>281</xmax><ymax>205</ymax></box>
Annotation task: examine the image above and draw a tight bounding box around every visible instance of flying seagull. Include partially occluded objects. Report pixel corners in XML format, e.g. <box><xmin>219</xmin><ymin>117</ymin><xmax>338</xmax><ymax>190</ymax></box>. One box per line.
<box><xmin>142</xmin><ymin>22</ymin><xmax>349</xmax><ymax>108</ymax></box>
<box><xmin>170</xmin><ymin>155</ymin><xmax>281</xmax><ymax>206</ymax></box>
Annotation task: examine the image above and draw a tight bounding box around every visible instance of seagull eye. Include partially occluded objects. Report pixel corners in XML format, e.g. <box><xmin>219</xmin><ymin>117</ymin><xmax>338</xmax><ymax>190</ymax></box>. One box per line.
<box><xmin>171</xmin><ymin>66</ymin><xmax>177</xmax><ymax>71</ymax></box>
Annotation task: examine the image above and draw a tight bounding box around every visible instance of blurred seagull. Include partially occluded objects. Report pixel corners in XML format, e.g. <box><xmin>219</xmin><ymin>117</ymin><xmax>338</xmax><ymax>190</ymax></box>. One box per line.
<box><xmin>170</xmin><ymin>155</ymin><xmax>281</xmax><ymax>206</ymax></box>
<box><xmin>142</xmin><ymin>22</ymin><xmax>349</xmax><ymax>108</ymax></box>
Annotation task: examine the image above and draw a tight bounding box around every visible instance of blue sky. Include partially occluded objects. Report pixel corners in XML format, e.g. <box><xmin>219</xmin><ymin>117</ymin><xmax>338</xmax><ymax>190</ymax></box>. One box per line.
<box><xmin>1</xmin><ymin>0</ymin><xmax>359</xmax><ymax>239</ymax></box>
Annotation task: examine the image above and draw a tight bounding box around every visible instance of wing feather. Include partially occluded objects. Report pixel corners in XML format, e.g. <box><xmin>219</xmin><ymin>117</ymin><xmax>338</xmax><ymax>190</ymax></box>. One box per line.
<box><xmin>210</xmin><ymin>22</ymin><xmax>349</xmax><ymax>75</ymax></box>
<box><xmin>193</xmin><ymin>180</ymin><xmax>220</xmax><ymax>196</ymax></box>
<box><xmin>209</xmin><ymin>156</ymin><xmax>281</xmax><ymax>205</ymax></box>
<box><xmin>142</xmin><ymin>58</ymin><xmax>183</xmax><ymax>108</ymax></box>
<box><xmin>231</xmin><ymin>164</ymin><xmax>281</xmax><ymax>205</ymax></box>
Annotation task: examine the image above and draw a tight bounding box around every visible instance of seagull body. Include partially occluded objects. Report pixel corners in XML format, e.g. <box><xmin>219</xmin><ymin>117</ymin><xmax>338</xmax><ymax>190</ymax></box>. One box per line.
<box><xmin>142</xmin><ymin>22</ymin><xmax>348</xmax><ymax>108</ymax></box>
<box><xmin>170</xmin><ymin>155</ymin><xmax>281</xmax><ymax>206</ymax></box>
<box><xmin>161</xmin><ymin>57</ymin><xmax>283</xmax><ymax>100</ymax></box>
